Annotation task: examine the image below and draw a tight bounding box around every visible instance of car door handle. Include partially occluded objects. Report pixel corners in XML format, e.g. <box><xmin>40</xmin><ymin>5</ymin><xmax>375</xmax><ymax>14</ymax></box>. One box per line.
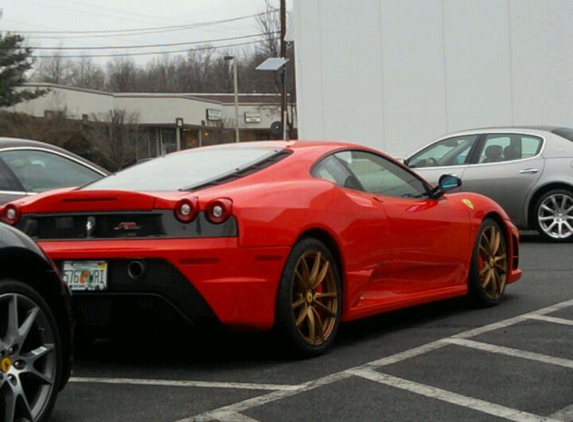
<box><xmin>519</xmin><ymin>168</ymin><xmax>539</xmax><ymax>174</ymax></box>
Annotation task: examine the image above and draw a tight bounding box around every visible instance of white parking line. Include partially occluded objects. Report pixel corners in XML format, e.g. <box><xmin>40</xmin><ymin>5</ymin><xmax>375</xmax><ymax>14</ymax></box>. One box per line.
<box><xmin>178</xmin><ymin>298</ymin><xmax>573</xmax><ymax>422</ymax></box>
<box><xmin>68</xmin><ymin>299</ymin><xmax>573</xmax><ymax>421</ymax></box>
<box><xmin>444</xmin><ymin>338</ymin><xmax>573</xmax><ymax>369</ymax></box>
<box><xmin>450</xmin><ymin>298</ymin><xmax>573</xmax><ymax>340</ymax></box>
<box><xmin>182</xmin><ymin>372</ymin><xmax>355</xmax><ymax>422</ymax></box>
<box><xmin>525</xmin><ymin>315</ymin><xmax>573</xmax><ymax>327</ymax></box>
<box><xmin>70</xmin><ymin>377</ymin><xmax>300</xmax><ymax>391</ymax></box>
<box><xmin>200</xmin><ymin>411</ymin><xmax>263</xmax><ymax>422</ymax></box>
<box><xmin>359</xmin><ymin>340</ymin><xmax>447</xmax><ymax>369</ymax></box>
<box><xmin>549</xmin><ymin>403</ymin><xmax>573</xmax><ymax>422</ymax></box>
<box><xmin>348</xmin><ymin>369</ymin><xmax>563</xmax><ymax>422</ymax></box>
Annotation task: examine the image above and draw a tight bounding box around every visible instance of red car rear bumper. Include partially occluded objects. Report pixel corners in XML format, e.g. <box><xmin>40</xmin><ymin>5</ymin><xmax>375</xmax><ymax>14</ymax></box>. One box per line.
<box><xmin>41</xmin><ymin>238</ymin><xmax>291</xmax><ymax>331</ymax></box>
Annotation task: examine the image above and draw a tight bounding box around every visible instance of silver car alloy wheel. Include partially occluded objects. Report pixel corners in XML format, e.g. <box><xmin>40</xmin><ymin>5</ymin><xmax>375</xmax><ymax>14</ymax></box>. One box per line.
<box><xmin>537</xmin><ymin>192</ymin><xmax>573</xmax><ymax>240</ymax></box>
<box><xmin>0</xmin><ymin>292</ymin><xmax>57</xmax><ymax>422</ymax></box>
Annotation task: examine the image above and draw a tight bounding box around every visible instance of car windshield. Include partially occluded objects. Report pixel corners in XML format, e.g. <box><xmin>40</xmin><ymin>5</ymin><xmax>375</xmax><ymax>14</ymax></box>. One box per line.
<box><xmin>83</xmin><ymin>145</ymin><xmax>288</xmax><ymax>192</ymax></box>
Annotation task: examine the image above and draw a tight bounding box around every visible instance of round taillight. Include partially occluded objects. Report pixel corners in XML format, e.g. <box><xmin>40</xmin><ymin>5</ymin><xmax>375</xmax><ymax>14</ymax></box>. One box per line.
<box><xmin>206</xmin><ymin>198</ymin><xmax>233</xmax><ymax>224</ymax></box>
<box><xmin>174</xmin><ymin>198</ymin><xmax>198</xmax><ymax>223</ymax></box>
<box><xmin>2</xmin><ymin>204</ymin><xmax>20</xmax><ymax>225</ymax></box>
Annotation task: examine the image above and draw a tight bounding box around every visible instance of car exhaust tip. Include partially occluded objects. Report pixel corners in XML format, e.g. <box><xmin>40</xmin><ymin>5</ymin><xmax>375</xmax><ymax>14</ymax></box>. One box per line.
<box><xmin>127</xmin><ymin>260</ymin><xmax>147</xmax><ymax>280</ymax></box>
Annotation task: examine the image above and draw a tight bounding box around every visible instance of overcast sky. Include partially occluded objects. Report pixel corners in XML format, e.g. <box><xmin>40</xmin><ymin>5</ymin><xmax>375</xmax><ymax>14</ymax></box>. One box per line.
<box><xmin>0</xmin><ymin>0</ymin><xmax>292</xmax><ymax>64</ymax></box>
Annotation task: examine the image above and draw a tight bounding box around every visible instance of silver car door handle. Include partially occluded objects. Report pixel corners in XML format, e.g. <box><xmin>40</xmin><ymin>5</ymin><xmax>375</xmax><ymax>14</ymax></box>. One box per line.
<box><xmin>519</xmin><ymin>168</ymin><xmax>539</xmax><ymax>174</ymax></box>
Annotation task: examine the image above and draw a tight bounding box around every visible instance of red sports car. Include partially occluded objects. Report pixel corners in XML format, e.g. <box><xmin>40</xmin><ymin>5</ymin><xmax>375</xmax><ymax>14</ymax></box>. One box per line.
<box><xmin>0</xmin><ymin>141</ymin><xmax>521</xmax><ymax>356</ymax></box>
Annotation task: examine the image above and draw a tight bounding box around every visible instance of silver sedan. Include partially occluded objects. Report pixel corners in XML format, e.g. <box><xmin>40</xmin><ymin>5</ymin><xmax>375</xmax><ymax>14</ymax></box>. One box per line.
<box><xmin>0</xmin><ymin>137</ymin><xmax>109</xmax><ymax>205</ymax></box>
<box><xmin>405</xmin><ymin>126</ymin><xmax>573</xmax><ymax>242</ymax></box>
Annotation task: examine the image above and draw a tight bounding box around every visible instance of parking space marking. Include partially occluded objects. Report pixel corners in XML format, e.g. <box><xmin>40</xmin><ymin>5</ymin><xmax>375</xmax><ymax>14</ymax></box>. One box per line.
<box><xmin>70</xmin><ymin>377</ymin><xmax>300</xmax><ymax>391</ymax></box>
<box><xmin>525</xmin><ymin>315</ymin><xmax>573</xmax><ymax>327</ymax></box>
<box><xmin>359</xmin><ymin>340</ymin><xmax>447</xmax><ymax>369</ymax></box>
<box><xmin>202</xmin><ymin>411</ymin><xmax>262</xmax><ymax>422</ymax></box>
<box><xmin>179</xmin><ymin>298</ymin><xmax>573</xmax><ymax>422</ymax></box>
<box><xmin>450</xmin><ymin>298</ymin><xmax>573</xmax><ymax>340</ymax></box>
<box><xmin>549</xmin><ymin>403</ymin><xmax>573</xmax><ymax>422</ymax></box>
<box><xmin>444</xmin><ymin>338</ymin><xmax>573</xmax><ymax>369</ymax></box>
<box><xmin>348</xmin><ymin>369</ymin><xmax>562</xmax><ymax>422</ymax></box>
<box><xmin>181</xmin><ymin>372</ymin><xmax>355</xmax><ymax>422</ymax></box>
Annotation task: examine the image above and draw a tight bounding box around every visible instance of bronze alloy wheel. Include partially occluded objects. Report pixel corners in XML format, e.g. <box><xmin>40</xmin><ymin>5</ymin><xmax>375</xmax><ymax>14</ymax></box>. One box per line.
<box><xmin>477</xmin><ymin>223</ymin><xmax>508</xmax><ymax>300</ymax></box>
<box><xmin>276</xmin><ymin>238</ymin><xmax>342</xmax><ymax>357</ymax></box>
<box><xmin>290</xmin><ymin>250</ymin><xmax>339</xmax><ymax>347</ymax></box>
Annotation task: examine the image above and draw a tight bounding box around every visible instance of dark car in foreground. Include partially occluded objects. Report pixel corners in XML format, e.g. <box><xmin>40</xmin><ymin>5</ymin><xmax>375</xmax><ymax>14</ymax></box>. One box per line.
<box><xmin>0</xmin><ymin>137</ymin><xmax>109</xmax><ymax>205</ymax></box>
<box><xmin>1</xmin><ymin>141</ymin><xmax>521</xmax><ymax>357</ymax></box>
<box><xmin>0</xmin><ymin>223</ymin><xmax>73</xmax><ymax>422</ymax></box>
<box><xmin>405</xmin><ymin>127</ymin><xmax>573</xmax><ymax>242</ymax></box>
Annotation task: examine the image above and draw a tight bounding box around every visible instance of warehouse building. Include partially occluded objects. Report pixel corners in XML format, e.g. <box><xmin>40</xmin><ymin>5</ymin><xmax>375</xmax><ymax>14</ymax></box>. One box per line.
<box><xmin>7</xmin><ymin>83</ymin><xmax>285</xmax><ymax>158</ymax></box>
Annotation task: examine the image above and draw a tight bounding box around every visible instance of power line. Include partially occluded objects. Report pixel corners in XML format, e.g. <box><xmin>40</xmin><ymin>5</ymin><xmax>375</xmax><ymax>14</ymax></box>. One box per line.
<box><xmin>35</xmin><ymin>0</ymin><xmax>195</xmax><ymax>27</ymax></box>
<box><xmin>32</xmin><ymin>37</ymin><xmax>277</xmax><ymax>59</ymax></box>
<box><xmin>14</xmin><ymin>32</ymin><xmax>277</xmax><ymax>51</ymax></box>
<box><xmin>7</xmin><ymin>12</ymin><xmax>267</xmax><ymax>39</ymax></box>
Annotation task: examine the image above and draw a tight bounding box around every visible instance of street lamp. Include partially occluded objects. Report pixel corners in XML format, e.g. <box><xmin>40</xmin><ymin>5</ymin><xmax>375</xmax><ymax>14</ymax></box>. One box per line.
<box><xmin>175</xmin><ymin>117</ymin><xmax>183</xmax><ymax>150</ymax></box>
<box><xmin>256</xmin><ymin>57</ymin><xmax>289</xmax><ymax>140</ymax></box>
<box><xmin>224</xmin><ymin>55</ymin><xmax>240</xmax><ymax>143</ymax></box>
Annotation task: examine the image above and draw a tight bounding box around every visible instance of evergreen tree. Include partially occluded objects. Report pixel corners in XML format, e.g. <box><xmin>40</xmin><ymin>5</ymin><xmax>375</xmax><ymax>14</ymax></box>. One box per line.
<box><xmin>0</xmin><ymin>33</ymin><xmax>46</xmax><ymax>107</ymax></box>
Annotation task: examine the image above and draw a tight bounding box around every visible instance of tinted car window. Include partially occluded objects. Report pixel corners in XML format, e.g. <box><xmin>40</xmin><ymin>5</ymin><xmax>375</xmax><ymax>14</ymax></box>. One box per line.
<box><xmin>522</xmin><ymin>136</ymin><xmax>543</xmax><ymax>158</ymax></box>
<box><xmin>0</xmin><ymin>150</ymin><xmax>103</xmax><ymax>192</ymax></box>
<box><xmin>479</xmin><ymin>136</ymin><xmax>509</xmax><ymax>163</ymax></box>
<box><xmin>85</xmin><ymin>146</ymin><xmax>288</xmax><ymax>191</ymax></box>
<box><xmin>478</xmin><ymin>134</ymin><xmax>542</xmax><ymax>163</ymax></box>
<box><xmin>0</xmin><ymin>159</ymin><xmax>20</xmax><ymax>191</ymax></box>
<box><xmin>314</xmin><ymin>150</ymin><xmax>429</xmax><ymax>198</ymax></box>
<box><xmin>408</xmin><ymin>135</ymin><xmax>478</xmax><ymax>168</ymax></box>
<box><xmin>312</xmin><ymin>155</ymin><xmax>354</xmax><ymax>186</ymax></box>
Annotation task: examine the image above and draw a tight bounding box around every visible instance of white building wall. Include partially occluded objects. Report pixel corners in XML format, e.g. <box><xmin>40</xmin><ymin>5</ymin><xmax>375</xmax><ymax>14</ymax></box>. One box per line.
<box><xmin>293</xmin><ymin>0</ymin><xmax>573</xmax><ymax>158</ymax></box>
<box><xmin>113</xmin><ymin>95</ymin><xmax>216</xmax><ymax>125</ymax></box>
<box><xmin>10</xmin><ymin>84</ymin><xmax>114</xmax><ymax>118</ymax></box>
<box><xmin>222</xmin><ymin>104</ymin><xmax>281</xmax><ymax>130</ymax></box>
<box><xmin>7</xmin><ymin>85</ymin><xmax>282</xmax><ymax>131</ymax></box>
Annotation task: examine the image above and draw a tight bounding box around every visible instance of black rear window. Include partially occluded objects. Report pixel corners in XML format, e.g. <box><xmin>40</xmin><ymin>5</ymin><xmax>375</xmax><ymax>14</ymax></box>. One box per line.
<box><xmin>551</xmin><ymin>128</ymin><xmax>573</xmax><ymax>142</ymax></box>
<box><xmin>84</xmin><ymin>145</ymin><xmax>290</xmax><ymax>192</ymax></box>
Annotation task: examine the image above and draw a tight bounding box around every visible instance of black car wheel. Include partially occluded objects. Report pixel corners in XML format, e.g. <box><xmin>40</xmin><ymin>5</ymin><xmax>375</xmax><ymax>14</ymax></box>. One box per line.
<box><xmin>275</xmin><ymin>238</ymin><xmax>341</xmax><ymax>357</ymax></box>
<box><xmin>0</xmin><ymin>279</ymin><xmax>63</xmax><ymax>422</ymax></box>
<box><xmin>468</xmin><ymin>219</ymin><xmax>508</xmax><ymax>307</ymax></box>
<box><xmin>534</xmin><ymin>189</ymin><xmax>573</xmax><ymax>242</ymax></box>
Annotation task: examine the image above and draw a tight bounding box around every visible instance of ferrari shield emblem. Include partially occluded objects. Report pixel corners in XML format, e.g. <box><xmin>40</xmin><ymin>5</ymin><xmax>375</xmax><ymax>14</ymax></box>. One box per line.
<box><xmin>462</xmin><ymin>199</ymin><xmax>474</xmax><ymax>210</ymax></box>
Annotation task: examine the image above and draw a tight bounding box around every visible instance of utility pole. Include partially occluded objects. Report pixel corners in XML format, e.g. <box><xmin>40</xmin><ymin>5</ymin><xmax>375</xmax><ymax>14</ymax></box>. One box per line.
<box><xmin>280</xmin><ymin>0</ymin><xmax>286</xmax><ymax>58</ymax></box>
<box><xmin>280</xmin><ymin>0</ymin><xmax>288</xmax><ymax>140</ymax></box>
<box><xmin>224</xmin><ymin>55</ymin><xmax>240</xmax><ymax>143</ymax></box>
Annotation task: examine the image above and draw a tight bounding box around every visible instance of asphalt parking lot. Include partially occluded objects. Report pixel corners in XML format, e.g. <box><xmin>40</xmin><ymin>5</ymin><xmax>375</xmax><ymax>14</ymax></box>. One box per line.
<box><xmin>50</xmin><ymin>232</ymin><xmax>573</xmax><ymax>422</ymax></box>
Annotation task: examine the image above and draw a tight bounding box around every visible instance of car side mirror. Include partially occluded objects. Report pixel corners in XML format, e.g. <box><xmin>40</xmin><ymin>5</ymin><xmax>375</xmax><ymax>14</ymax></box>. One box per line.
<box><xmin>432</xmin><ymin>174</ymin><xmax>462</xmax><ymax>198</ymax></box>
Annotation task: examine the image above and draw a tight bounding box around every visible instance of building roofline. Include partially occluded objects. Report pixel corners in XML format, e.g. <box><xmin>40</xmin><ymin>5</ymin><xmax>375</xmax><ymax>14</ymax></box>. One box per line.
<box><xmin>23</xmin><ymin>83</ymin><xmax>281</xmax><ymax>105</ymax></box>
<box><xmin>23</xmin><ymin>82</ymin><xmax>114</xmax><ymax>97</ymax></box>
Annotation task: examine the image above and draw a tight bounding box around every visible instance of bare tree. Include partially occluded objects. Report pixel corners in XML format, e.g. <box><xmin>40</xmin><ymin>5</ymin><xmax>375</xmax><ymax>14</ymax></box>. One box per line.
<box><xmin>255</xmin><ymin>0</ymin><xmax>281</xmax><ymax>58</ymax></box>
<box><xmin>143</xmin><ymin>55</ymin><xmax>182</xmax><ymax>92</ymax></box>
<box><xmin>70</xmin><ymin>57</ymin><xmax>106</xmax><ymax>90</ymax></box>
<box><xmin>89</xmin><ymin>109</ymin><xmax>143</xmax><ymax>170</ymax></box>
<box><xmin>34</xmin><ymin>53</ymin><xmax>74</xmax><ymax>85</ymax></box>
<box><xmin>185</xmin><ymin>47</ymin><xmax>217</xmax><ymax>92</ymax></box>
<box><xmin>106</xmin><ymin>58</ymin><xmax>141</xmax><ymax>92</ymax></box>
